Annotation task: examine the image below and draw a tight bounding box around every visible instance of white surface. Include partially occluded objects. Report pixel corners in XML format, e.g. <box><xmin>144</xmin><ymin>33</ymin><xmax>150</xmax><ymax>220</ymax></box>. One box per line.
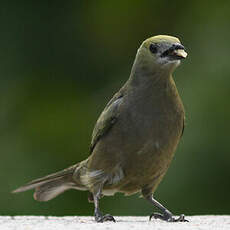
<box><xmin>0</xmin><ymin>216</ymin><xmax>229</xmax><ymax>230</ymax></box>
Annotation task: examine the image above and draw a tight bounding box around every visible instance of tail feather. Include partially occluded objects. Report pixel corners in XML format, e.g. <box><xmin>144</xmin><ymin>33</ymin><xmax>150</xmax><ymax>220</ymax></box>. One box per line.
<box><xmin>33</xmin><ymin>178</ymin><xmax>75</xmax><ymax>201</ymax></box>
<box><xmin>12</xmin><ymin>164</ymin><xmax>83</xmax><ymax>201</ymax></box>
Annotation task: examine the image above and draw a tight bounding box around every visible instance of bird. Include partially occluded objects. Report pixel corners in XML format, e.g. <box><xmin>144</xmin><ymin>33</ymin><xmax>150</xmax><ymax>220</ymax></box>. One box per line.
<box><xmin>13</xmin><ymin>35</ymin><xmax>188</xmax><ymax>223</ymax></box>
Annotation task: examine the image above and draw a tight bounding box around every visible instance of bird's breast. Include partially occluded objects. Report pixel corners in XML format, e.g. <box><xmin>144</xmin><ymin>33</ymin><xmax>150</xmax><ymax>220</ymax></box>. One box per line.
<box><xmin>118</xmin><ymin>85</ymin><xmax>184</xmax><ymax>181</ymax></box>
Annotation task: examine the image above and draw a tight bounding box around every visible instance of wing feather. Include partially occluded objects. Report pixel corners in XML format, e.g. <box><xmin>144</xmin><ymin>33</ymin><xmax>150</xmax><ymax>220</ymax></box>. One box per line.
<box><xmin>90</xmin><ymin>92</ymin><xmax>123</xmax><ymax>153</ymax></box>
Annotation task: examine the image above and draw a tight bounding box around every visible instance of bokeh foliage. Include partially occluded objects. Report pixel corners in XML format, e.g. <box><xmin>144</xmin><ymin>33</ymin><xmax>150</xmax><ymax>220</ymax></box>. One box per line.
<box><xmin>1</xmin><ymin>1</ymin><xmax>230</xmax><ymax>216</ymax></box>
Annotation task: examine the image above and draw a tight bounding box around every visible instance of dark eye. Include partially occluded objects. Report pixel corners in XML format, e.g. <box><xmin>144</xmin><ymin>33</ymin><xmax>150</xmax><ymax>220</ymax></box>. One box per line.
<box><xmin>149</xmin><ymin>44</ymin><xmax>158</xmax><ymax>54</ymax></box>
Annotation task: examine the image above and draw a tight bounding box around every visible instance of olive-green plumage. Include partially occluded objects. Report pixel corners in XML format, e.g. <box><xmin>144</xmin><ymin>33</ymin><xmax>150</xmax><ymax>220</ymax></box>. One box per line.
<box><xmin>13</xmin><ymin>35</ymin><xmax>188</xmax><ymax>222</ymax></box>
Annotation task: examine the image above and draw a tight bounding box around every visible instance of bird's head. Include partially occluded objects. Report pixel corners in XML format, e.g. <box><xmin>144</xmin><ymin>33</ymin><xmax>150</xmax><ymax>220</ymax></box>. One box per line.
<box><xmin>135</xmin><ymin>35</ymin><xmax>187</xmax><ymax>74</ymax></box>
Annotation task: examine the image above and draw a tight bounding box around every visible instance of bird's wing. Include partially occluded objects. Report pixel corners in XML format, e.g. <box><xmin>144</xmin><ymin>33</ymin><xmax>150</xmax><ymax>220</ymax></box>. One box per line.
<box><xmin>90</xmin><ymin>92</ymin><xmax>124</xmax><ymax>153</ymax></box>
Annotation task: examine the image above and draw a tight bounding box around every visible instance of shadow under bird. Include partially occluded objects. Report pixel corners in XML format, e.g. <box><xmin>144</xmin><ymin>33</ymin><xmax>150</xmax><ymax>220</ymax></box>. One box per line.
<box><xmin>13</xmin><ymin>35</ymin><xmax>188</xmax><ymax>223</ymax></box>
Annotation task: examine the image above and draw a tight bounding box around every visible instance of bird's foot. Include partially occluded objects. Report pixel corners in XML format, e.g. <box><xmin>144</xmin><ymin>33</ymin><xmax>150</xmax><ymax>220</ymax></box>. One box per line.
<box><xmin>149</xmin><ymin>212</ymin><xmax>188</xmax><ymax>222</ymax></box>
<box><xmin>95</xmin><ymin>212</ymin><xmax>116</xmax><ymax>223</ymax></box>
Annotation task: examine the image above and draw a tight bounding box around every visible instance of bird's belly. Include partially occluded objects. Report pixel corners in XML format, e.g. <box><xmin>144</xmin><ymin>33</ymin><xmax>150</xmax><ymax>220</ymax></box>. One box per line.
<box><xmin>88</xmin><ymin>94</ymin><xmax>184</xmax><ymax>194</ymax></box>
<box><xmin>102</xmin><ymin>188</ymin><xmax>118</xmax><ymax>196</ymax></box>
<box><xmin>117</xmin><ymin>105</ymin><xmax>184</xmax><ymax>187</ymax></box>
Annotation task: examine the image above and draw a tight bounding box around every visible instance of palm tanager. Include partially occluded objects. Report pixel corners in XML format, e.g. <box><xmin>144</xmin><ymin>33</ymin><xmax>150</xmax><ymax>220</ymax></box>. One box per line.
<box><xmin>13</xmin><ymin>35</ymin><xmax>188</xmax><ymax>223</ymax></box>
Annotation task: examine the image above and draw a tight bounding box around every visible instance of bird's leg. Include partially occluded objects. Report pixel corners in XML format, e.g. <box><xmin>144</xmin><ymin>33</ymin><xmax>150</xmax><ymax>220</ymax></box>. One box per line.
<box><xmin>88</xmin><ymin>192</ymin><xmax>94</xmax><ymax>203</ymax></box>
<box><xmin>143</xmin><ymin>194</ymin><xmax>188</xmax><ymax>222</ymax></box>
<box><xmin>92</xmin><ymin>185</ymin><xmax>115</xmax><ymax>223</ymax></box>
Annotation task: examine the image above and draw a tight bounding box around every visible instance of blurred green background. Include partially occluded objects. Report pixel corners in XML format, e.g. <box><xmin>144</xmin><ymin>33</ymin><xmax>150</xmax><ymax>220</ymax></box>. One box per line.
<box><xmin>1</xmin><ymin>1</ymin><xmax>230</xmax><ymax>216</ymax></box>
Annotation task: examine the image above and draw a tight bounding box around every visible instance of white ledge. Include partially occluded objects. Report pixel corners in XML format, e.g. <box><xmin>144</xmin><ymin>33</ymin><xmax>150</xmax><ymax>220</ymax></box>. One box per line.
<box><xmin>0</xmin><ymin>216</ymin><xmax>229</xmax><ymax>230</ymax></box>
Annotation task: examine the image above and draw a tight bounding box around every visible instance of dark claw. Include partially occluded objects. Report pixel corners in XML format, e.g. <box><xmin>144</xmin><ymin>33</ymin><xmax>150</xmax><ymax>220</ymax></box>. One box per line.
<box><xmin>173</xmin><ymin>214</ymin><xmax>189</xmax><ymax>222</ymax></box>
<box><xmin>149</xmin><ymin>212</ymin><xmax>164</xmax><ymax>221</ymax></box>
<box><xmin>149</xmin><ymin>212</ymin><xmax>188</xmax><ymax>222</ymax></box>
<box><xmin>96</xmin><ymin>214</ymin><xmax>116</xmax><ymax>223</ymax></box>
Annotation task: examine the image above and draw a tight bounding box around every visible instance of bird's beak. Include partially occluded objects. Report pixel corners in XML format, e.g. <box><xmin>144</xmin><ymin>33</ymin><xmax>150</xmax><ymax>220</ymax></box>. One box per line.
<box><xmin>172</xmin><ymin>49</ymin><xmax>187</xmax><ymax>59</ymax></box>
<box><xmin>161</xmin><ymin>44</ymin><xmax>188</xmax><ymax>60</ymax></box>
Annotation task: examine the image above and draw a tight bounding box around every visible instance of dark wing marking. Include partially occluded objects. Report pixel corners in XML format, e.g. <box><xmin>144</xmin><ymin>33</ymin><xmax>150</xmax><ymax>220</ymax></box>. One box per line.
<box><xmin>90</xmin><ymin>92</ymin><xmax>123</xmax><ymax>153</ymax></box>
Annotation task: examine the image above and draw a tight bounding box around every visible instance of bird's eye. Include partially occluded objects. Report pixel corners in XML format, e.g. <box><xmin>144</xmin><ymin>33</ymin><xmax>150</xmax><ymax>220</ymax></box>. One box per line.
<box><xmin>149</xmin><ymin>44</ymin><xmax>158</xmax><ymax>54</ymax></box>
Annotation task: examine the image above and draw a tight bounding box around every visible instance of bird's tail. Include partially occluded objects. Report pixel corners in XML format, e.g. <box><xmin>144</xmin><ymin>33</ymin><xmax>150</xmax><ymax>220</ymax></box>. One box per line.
<box><xmin>12</xmin><ymin>163</ymin><xmax>87</xmax><ymax>201</ymax></box>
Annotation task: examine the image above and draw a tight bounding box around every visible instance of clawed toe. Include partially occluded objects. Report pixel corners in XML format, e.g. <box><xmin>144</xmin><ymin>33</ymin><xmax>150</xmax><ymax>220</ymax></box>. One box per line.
<box><xmin>173</xmin><ymin>214</ymin><xmax>189</xmax><ymax>222</ymax></box>
<box><xmin>96</xmin><ymin>214</ymin><xmax>116</xmax><ymax>223</ymax></box>
<box><xmin>149</xmin><ymin>212</ymin><xmax>164</xmax><ymax>221</ymax></box>
<box><xmin>149</xmin><ymin>212</ymin><xmax>188</xmax><ymax>222</ymax></box>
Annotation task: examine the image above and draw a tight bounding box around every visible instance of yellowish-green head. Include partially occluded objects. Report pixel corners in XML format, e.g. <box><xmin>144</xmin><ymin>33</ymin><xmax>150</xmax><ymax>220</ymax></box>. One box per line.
<box><xmin>134</xmin><ymin>35</ymin><xmax>187</xmax><ymax>73</ymax></box>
